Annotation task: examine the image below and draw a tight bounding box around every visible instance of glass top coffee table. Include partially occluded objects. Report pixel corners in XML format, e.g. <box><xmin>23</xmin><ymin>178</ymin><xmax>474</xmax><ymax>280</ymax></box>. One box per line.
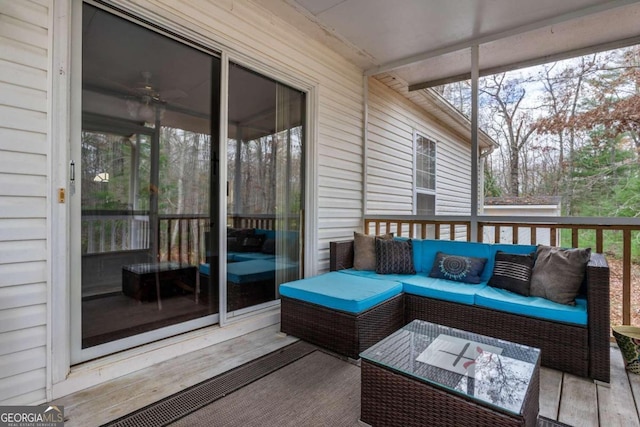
<box><xmin>360</xmin><ymin>319</ymin><xmax>541</xmax><ymax>427</ymax></box>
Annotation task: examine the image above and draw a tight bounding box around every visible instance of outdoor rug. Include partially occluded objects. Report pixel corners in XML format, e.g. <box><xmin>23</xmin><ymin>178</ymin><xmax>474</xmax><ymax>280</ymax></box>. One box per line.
<box><xmin>103</xmin><ymin>340</ymin><xmax>570</xmax><ymax>427</ymax></box>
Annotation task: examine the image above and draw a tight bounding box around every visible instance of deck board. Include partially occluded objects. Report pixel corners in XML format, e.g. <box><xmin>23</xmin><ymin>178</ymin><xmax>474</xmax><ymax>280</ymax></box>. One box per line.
<box><xmin>558</xmin><ymin>374</ymin><xmax>599</xmax><ymax>427</ymax></box>
<box><xmin>597</xmin><ymin>347</ymin><xmax>640</xmax><ymax>426</ymax></box>
<box><xmin>628</xmin><ymin>359</ymin><xmax>640</xmax><ymax>422</ymax></box>
<box><xmin>539</xmin><ymin>367</ymin><xmax>562</xmax><ymax>419</ymax></box>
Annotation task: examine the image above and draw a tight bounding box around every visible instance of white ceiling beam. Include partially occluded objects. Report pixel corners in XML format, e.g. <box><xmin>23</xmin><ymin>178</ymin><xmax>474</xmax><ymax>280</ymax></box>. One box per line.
<box><xmin>407</xmin><ymin>34</ymin><xmax>640</xmax><ymax>91</ymax></box>
<box><xmin>365</xmin><ymin>0</ymin><xmax>640</xmax><ymax>77</ymax></box>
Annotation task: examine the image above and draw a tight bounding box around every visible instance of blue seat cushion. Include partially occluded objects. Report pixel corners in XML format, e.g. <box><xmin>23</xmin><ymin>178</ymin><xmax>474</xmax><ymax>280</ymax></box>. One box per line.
<box><xmin>227</xmin><ymin>259</ymin><xmax>297</xmax><ymax>284</ymax></box>
<box><xmin>338</xmin><ymin>267</ymin><xmax>416</xmax><ymax>284</ymax></box>
<box><xmin>279</xmin><ymin>271</ymin><xmax>403</xmax><ymax>314</ymax></box>
<box><xmin>199</xmin><ymin>263</ymin><xmax>211</xmax><ymax>276</ymax></box>
<box><xmin>202</xmin><ymin>260</ymin><xmax>297</xmax><ymax>284</ymax></box>
<box><xmin>401</xmin><ymin>274</ymin><xmax>487</xmax><ymax>305</ymax></box>
<box><xmin>230</xmin><ymin>252</ymin><xmax>277</xmax><ymax>262</ymax></box>
<box><xmin>475</xmin><ymin>286</ymin><xmax>587</xmax><ymax>326</ymax></box>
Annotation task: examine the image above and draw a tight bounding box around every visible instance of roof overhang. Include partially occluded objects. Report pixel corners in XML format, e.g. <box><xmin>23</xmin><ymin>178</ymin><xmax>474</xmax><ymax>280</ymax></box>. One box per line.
<box><xmin>257</xmin><ymin>0</ymin><xmax>640</xmax><ymax>89</ymax></box>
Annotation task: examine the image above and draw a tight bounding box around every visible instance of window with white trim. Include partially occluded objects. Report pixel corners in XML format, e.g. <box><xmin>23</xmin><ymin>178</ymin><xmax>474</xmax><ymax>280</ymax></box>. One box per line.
<box><xmin>414</xmin><ymin>133</ymin><xmax>436</xmax><ymax>215</ymax></box>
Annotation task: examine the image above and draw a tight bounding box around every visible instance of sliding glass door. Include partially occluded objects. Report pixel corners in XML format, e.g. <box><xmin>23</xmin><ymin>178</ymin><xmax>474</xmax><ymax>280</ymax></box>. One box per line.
<box><xmin>72</xmin><ymin>3</ymin><xmax>306</xmax><ymax>362</ymax></box>
<box><xmin>226</xmin><ymin>63</ymin><xmax>305</xmax><ymax>314</ymax></box>
<box><xmin>74</xmin><ymin>3</ymin><xmax>220</xmax><ymax>362</ymax></box>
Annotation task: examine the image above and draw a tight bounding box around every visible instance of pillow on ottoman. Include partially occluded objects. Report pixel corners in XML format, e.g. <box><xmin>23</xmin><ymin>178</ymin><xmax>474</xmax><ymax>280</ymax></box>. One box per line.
<box><xmin>375</xmin><ymin>238</ymin><xmax>416</xmax><ymax>275</ymax></box>
<box><xmin>488</xmin><ymin>251</ymin><xmax>535</xmax><ymax>296</ymax></box>
<box><xmin>530</xmin><ymin>245</ymin><xmax>591</xmax><ymax>305</ymax></box>
<box><xmin>429</xmin><ymin>252</ymin><xmax>487</xmax><ymax>284</ymax></box>
<box><xmin>353</xmin><ymin>231</ymin><xmax>393</xmax><ymax>270</ymax></box>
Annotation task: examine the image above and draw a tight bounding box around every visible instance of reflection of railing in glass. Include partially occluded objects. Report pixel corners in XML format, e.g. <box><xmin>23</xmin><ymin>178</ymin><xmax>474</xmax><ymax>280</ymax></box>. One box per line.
<box><xmin>228</xmin><ymin>213</ymin><xmax>299</xmax><ymax>231</ymax></box>
<box><xmin>82</xmin><ymin>210</ymin><xmax>150</xmax><ymax>254</ymax></box>
<box><xmin>81</xmin><ymin>212</ymin><xmax>299</xmax><ymax>261</ymax></box>
<box><xmin>81</xmin><ymin>211</ymin><xmax>208</xmax><ymax>265</ymax></box>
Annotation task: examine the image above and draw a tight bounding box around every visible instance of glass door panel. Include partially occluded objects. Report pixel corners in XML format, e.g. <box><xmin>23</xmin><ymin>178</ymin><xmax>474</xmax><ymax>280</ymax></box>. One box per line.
<box><xmin>76</xmin><ymin>3</ymin><xmax>220</xmax><ymax>360</ymax></box>
<box><xmin>226</xmin><ymin>63</ymin><xmax>305</xmax><ymax>313</ymax></box>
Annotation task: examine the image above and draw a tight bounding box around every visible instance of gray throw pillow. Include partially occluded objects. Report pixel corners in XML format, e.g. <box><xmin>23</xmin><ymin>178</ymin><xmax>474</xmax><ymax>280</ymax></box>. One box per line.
<box><xmin>428</xmin><ymin>252</ymin><xmax>487</xmax><ymax>284</ymax></box>
<box><xmin>375</xmin><ymin>238</ymin><xmax>416</xmax><ymax>275</ymax></box>
<box><xmin>488</xmin><ymin>251</ymin><xmax>535</xmax><ymax>296</ymax></box>
<box><xmin>353</xmin><ymin>231</ymin><xmax>393</xmax><ymax>270</ymax></box>
<box><xmin>530</xmin><ymin>245</ymin><xmax>591</xmax><ymax>305</ymax></box>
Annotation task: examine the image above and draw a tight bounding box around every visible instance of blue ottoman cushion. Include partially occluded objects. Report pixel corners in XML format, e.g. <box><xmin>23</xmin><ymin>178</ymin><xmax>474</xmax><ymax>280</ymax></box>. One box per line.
<box><xmin>279</xmin><ymin>271</ymin><xmax>403</xmax><ymax>314</ymax></box>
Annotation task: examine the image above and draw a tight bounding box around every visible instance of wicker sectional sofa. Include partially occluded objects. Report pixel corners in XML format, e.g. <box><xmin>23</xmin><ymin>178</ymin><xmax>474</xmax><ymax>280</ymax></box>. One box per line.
<box><xmin>280</xmin><ymin>238</ymin><xmax>611</xmax><ymax>383</ymax></box>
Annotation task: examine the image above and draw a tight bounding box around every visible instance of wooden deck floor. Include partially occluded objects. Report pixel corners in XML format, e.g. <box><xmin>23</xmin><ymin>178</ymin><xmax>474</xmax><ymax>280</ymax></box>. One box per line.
<box><xmin>55</xmin><ymin>325</ymin><xmax>640</xmax><ymax>427</ymax></box>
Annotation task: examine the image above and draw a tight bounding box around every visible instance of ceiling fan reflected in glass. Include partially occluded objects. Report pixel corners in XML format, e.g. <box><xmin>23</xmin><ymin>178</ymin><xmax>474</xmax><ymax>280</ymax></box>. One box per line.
<box><xmin>123</xmin><ymin>71</ymin><xmax>187</xmax><ymax>123</ymax></box>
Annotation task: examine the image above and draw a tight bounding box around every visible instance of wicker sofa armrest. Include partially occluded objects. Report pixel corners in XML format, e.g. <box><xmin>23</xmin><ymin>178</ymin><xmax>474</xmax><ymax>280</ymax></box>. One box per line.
<box><xmin>330</xmin><ymin>240</ymin><xmax>354</xmax><ymax>271</ymax></box>
<box><xmin>585</xmin><ymin>252</ymin><xmax>610</xmax><ymax>383</ymax></box>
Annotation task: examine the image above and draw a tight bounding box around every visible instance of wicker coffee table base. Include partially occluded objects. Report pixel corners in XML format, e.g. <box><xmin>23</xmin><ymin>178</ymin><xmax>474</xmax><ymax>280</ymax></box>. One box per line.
<box><xmin>361</xmin><ymin>358</ymin><xmax>540</xmax><ymax>427</ymax></box>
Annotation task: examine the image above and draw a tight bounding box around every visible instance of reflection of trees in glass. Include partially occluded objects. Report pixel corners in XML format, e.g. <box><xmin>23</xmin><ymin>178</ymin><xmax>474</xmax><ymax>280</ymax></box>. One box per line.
<box><xmin>81</xmin><ymin>132</ymin><xmax>131</xmax><ymax>210</ymax></box>
<box><xmin>227</xmin><ymin>125</ymin><xmax>303</xmax><ymax>217</ymax></box>
<box><xmin>158</xmin><ymin>127</ymin><xmax>210</xmax><ymax>216</ymax></box>
<box><xmin>456</xmin><ymin>353</ymin><xmax>533</xmax><ymax>413</ymax></box>
<box><xmin>81</xmin><ymin>127</ymin><xmax>211</xmax><ymax>214</ymax></box>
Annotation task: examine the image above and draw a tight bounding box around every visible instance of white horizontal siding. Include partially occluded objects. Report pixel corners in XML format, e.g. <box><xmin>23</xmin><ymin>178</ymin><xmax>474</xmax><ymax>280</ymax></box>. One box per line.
<box><xmin>0</xmin><ymin>279</ymin><xmax>46</xmax><ymax>306</ymax></box>
<box><xmin>0</xmin><ymin>152</ymin><xmax>47</xmax><ymax>176</ymax></box>
<box><xmin>435</xmin><ymin>134</ymin><xmax>472</xmax><ymax>215</ymax></box>
<box><xmin>367</xmin><ymin>77</ymin><xmax>473</xmax><ymax>216</ymax></box>
<box><xmin>0</xmin><ymin>0</ymin><xmax>49</xmax><ymax>405</ymax></box>
<box><xmin>0</xmin><ymin>369</ymin><xmax>46</xmax><ymax>403</ymax></box>
<box><xmin>0</xmin><ymin>60</ymin><xmax>48</xmax><ymax>92</ymax></box>
<box><xmin>0</xmin><ymin>128</ymin><xmax>48</xmax><ymax>155</ymax></box>
<box><xmin>0</xmin><ymin>326</ymin><xmax>47</xmax><ymax>356</ymax></box>
<box><xmin>0</xmin><ymin>174</ymin><xmax>47</xmax><ymax>197</ymax></box>
<box><xmin>0</xmin><ymin>347</ymin><xmax>46</xmax><ymax>378</ymax></box>
<box><xmin>0</xmin><ymin>218</ymin><xmax>46</xmax><ymax>241</ymax></box>
<box><xmin>0</xmin><ymin>305</ymin><xmax>47</xmax><ymax>335</ymax></box>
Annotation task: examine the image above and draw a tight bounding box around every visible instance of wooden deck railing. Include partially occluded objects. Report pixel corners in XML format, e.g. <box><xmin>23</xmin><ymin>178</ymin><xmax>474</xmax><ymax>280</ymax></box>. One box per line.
<box><xmin>365</xmin><ymin>215</ymin><xmax>640</xmax><ymax>327</ymax></box>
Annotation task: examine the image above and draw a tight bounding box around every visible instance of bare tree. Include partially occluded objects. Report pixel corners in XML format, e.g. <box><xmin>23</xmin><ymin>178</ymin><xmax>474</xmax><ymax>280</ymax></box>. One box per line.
<box><xmin>480</xmin><ymin>73</ymin><xmax>537</xmax><ymax>197</ymax></box>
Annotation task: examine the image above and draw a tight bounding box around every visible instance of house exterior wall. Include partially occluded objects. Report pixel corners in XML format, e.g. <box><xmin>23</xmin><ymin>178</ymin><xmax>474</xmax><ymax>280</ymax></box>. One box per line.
<box><xmin>0</xmin><ymin>0</ymin><xmax>367</xmax><ymax>404</ymax></box>
<box><xmin>367</xmin><ymin>77</ymin><xmax>472</xmax><ymax>216</ymax></box>
<box><xmin>0</xmin><ymin>0</ymin><xmax>51</xmax><ymax>405</ymax></box>
<box><xmin>0</xmin><ymin>0</ymin><xmax>479</xmax><ymax>405</ymax></box>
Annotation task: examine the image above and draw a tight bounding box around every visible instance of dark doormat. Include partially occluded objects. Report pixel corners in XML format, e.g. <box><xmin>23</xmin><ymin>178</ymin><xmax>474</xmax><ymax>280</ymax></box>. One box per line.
<box><xmin>101</xmin><ymin>341</ymin><xmax>317</xmax><ymax>427</ymax></box>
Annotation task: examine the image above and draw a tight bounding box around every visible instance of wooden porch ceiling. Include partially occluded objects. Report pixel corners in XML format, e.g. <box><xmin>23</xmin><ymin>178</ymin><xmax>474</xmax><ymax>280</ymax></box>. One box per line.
<box><xmin>256</xmin><ymin>0</ymin><xmax>640</xmax><ymax>88</ymax></box>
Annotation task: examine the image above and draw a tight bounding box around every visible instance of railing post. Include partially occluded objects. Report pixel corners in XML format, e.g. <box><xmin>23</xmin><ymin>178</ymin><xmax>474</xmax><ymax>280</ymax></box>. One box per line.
<box><xmin>530</xmin><ymin>227</ymin><xmax>536</xmax><ymax>245</ymax></box>
<box><xmin>624</xmin><ymin>229</ymin><xmax>631</xmax><ymax>325</ymax></box>
<box><xmin>596</xmin><ymin>228</ymin><xmax>604</xmax><ymax>253</ymax></box>
<box><xmin>470</xmin><ymin>44</ymin><xmax>479</xmax><ymax>242</ymax></box>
